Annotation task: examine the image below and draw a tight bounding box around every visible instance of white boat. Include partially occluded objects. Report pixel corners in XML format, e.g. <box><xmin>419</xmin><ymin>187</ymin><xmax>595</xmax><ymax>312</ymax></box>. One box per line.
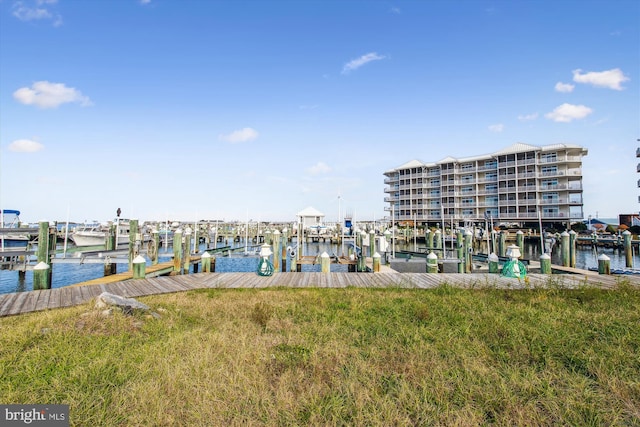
<box><xmin>70</xmin><ymin>219</ymin><xmax>150</xmax><ymax>247</ymax></box>
<box><xmin>69</xmin><ymin>222</ymin><xmax>108</xmax><ymax>247</ymax></box>
<box><xmin>0</xmin><ymin>209</ymin><xmax>31</xmax><ymax>250</ymax></box>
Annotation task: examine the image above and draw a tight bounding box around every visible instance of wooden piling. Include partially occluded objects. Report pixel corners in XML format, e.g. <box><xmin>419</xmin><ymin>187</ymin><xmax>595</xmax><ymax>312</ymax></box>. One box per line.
<box><xmin>373</xmin><ymin>252</ymin><xmax>381</xmax><ymax>272</ymax></box>
<box><xmin>598</xmin><ymin>254</ymin><xmax>610</xmax><ymax>275</ymax></box>
<box><xmin>540</xmin><ymin>253</ymin><xmax>551</xmax><ymax>274</ymax></box>
<box><xmin>464</xmin><ymin>229</ymin><xmax>472</xmax><ymax>273</ymax></box>
<box><xmin>36</xmin><ymin>222</ymin><xmax>51</xmax><ymax>289</ymax></box>
<box><xmin>569</xmin><ymin>230</ymin><xmax>577</xmax><ymax>268</ymax></box>
<box><xmin>133</xmin><ymin>255</ymin><xmax>146</xmax><ymax>279</ymax></box>
<box><xmin>173</xmin><ymin>230</ymin><xmax>183</xmax><ymax>274</ymax></box>
<box><xmin>623</xmin><ymin>230</ymin><xmax>633</xmax><ymax>268</ymax></box>
<box><xmin>426</xmin><ymin>229</ymin><xmax>433</xmax><ymax>249</ymax></box>
<box><xmin>369</xmin><ymin>230</ymin><xmax>375</xmax><ymax>258</ymax></box>
<box><xmin>151</xmin><ymin>229</ymin><xmax>159</xmax><ymax>265</ymax></box>
<box><xmin>427</xmin><ymin>252</ymin><xmax>438</xmax><ymax>273</ymax></box>
<box><xmin>202</xmin><ymin>252</ymin><xmax>212</xmax><ymax>272</ymax></box>
<box><xmin>456</xmin><ymin>229</ymin><xmax>464</xmax><ymax>273</ymax></box>
<box><xmin>128</xmin><ymin>219</ymin><xmax>139</xmax><ymax>270</ymax></box>
<box><xmin>516</xmin><ymin>230</ymin><xmax>524</xmax><ymax>255</ymax></box>
<box><xmin>560</xmin><ymin>231</ymin><xmax>570</xmax><ymax>267</ymax></box>
<box><xmin>183</xmin><ymin>231</ymin><xmax>192</xmax><ymax>273</ymax></box>
<box><xmin>321</xmin><ymin>252</ymin><xmax>330</xmax><ymax>273</ymax></box>
<box><xmin>272</xmin><ymin>230</ymin><xmax>281</xmax><ymax>271</ymax></box>
<box><xmin>33</xmin><ymin>261</ymin><xmax>50</xmax><ymax>290</ymax></box>
<box><xmin>499</xmin><ymin>231</ymin><xmax>506</xmax><ymax>257</ymax></box>
<box><xmin>106</xmin><ymin>224</ymin><xmax>116</xmax><ymax>250</ymax></box>
<box><xmin>488</xmin><ymin>253</ymin><xmax>499</xmax><ymax>274</ymax></box>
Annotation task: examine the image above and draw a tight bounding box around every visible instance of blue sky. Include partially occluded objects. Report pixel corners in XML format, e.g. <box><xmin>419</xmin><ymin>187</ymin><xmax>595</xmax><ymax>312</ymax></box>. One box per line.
<box><xmin>1</xmin><ymin>0</ymin><xmax>638</xmax><ymax>224</ymax></box>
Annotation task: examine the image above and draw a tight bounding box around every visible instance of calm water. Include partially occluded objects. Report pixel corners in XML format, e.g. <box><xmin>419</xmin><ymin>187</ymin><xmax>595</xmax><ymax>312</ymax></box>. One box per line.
<box><xmin>0</xmin><ymin>240</ymin><xmax>350</xmax><ymax>294</ymax></box>
<box><xmin>1</xmin><ymin>240</ymin><xmax>637</xmax><ymax>294</ymax></box>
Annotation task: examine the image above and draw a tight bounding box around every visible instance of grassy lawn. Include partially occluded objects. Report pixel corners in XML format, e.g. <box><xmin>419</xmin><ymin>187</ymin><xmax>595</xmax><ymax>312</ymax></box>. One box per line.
<box><xmin>1</xmin><ymin>283</ymin><xmax>639</xmax><ymax>426</ymax></box>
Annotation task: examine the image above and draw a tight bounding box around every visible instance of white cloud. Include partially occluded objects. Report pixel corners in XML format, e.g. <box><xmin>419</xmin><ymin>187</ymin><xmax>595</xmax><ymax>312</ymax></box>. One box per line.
<box><xmin>517</xmin><ymin>113</ymin><xmax>538</xmax><ymax>121</ymax></box>
<box><xmin>13</xmin><ymin>0</ymin><xmax>62</xmax><ymax>26</ymax></box>
<box><xmin>554</xmin><ymin>82</ymin><xmax>574</xmax><ymax>93</ymax></box>
<box><xmin>572</xmin><ymin>68</ymin><xmax>629</xmax><ymax>90</ymax></box>
<box><xmin>488</xmin><ymin>124</ymin><xmax>504</xmax><ymax>133</ymax></box>
<box><xmin>8</xmin><ymin>139</ymin><xmax>45</xmax><ymax>152</ymax></box>
<box><xmin>140</xmin><ymin>0</ymin><xmax>151</xmax><ymax>4</ymax></box>
<box><xmin>545</xmin><ymin>103</ymin><xmax>593</xmax><ymax>122</ymax></box>
<box><xmin>218</xmin><ymin>127</ymin><xmax>259</xmax><ymax>143</ymax></box>
<box><xmin>307</xmin><ymin>162</ymin><xmax>332</xmax><ymax>175</ymax></box>
<box><xmin>13</xmin><ymin>81</ymin><xmax>92</xmax><ymax>108</ymax></box>
<box><xmin>390</xmin><ymin>7</ymin><xmax>401</xmax><ymax>14</ymax></box>
<box><xmin>342</xmin><ymin>52</ymin><xmax>385</xmax><ymax>74</ymax></box>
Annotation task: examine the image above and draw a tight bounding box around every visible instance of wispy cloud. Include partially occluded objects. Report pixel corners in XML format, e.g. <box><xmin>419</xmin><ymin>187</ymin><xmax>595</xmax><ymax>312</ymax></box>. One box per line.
<box><xmin>342</xmin><ymin>52</ymin><xmax>385</xmax><ymax>74</ymax></box>
<box><xmin>12</xmin><ymin>0</ymin><xmax>62</xmax><ymax>26</ymax></box>
<box><xmin>140</xmin><ymin>0</ymin><xmax>151</xmax><ymax>4</ymax></box>
<box><xmin>517</xmin><ymin>113</ymin><xmax>538</xmax><ymax>121</ymax></box>
<box><xmin>9</xmin><ymin>139</ymin><xmax>45</xmax><ymax>152</ymax></box>
<box><xmin>572</xmin><ymin>68</ymin><xmax>629</xmax><ymax>90</ymax></box>
<box><xmin>218</xmin><ymin>127</ymin><xmax>259</xmax><ymax>143</ymax></box>
<box><xmin>488</xmin><ymin>124</ymin><xmax>504</xmax><ymax>133</ymax></box>
<box><xmin>307</xmin><ymin>162</ymin><xmax>332</xmax><ymax>175</ymax></box>
<box><xmin>13</xmin><ymin>81</ymin><xmax>92</xmax><ymax>108</ymax></box>
<box><xmin>390</xmin><ymin>7</ymin><xmax>401</xmax><ymax>14</ymax></box>
<box><xmin>545</xmin><ymin>103</ymin><xmax>593</xmax><ymax>123</ymax></box>
<box><xmin>299</xmin><ymin>104</ymin><xmax>319</xmax><ymax>110</ymax></box>
<box><xmin>554</xmin><ymin>82</ymin><xmax>574</xmax><ymax>93</ymax></box>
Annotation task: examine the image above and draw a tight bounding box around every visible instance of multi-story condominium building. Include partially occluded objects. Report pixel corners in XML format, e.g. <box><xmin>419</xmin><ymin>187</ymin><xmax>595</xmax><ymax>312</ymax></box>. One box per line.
<box><xmin>384</xmin><ymin>143</ymin><xmax>587</xmax><ymax>226</ymax></box>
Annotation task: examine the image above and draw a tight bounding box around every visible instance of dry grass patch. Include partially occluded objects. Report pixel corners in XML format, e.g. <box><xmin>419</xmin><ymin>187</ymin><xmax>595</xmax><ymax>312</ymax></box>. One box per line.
<box><xmin>0</xmin><ymin>285</ymin><xmax>639</xmax><ymax>426</ymax></box>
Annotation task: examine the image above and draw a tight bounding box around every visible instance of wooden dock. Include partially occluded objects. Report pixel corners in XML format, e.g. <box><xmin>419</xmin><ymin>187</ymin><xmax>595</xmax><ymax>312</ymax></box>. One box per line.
<box><xmin>1</xmin><ymin>271</ymin><xmax>638</xmax><ymax>317</ymax></box>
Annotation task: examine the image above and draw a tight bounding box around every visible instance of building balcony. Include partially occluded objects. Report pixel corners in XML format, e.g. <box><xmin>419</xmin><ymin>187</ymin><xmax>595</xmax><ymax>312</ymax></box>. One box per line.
<box><xmin>518</xmin><ymin>158</ymin><xmax>536</xmax><ymax>165</ymax></box>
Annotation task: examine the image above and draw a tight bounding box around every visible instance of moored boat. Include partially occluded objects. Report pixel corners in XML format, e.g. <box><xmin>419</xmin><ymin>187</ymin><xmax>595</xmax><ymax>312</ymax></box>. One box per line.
<box><xmin>70</xmin><ymin>218</ymin><xmax>151</xmax><ymax>247</ymax></box>
<box><xmin>69</xmin><ymin>222</ymin><xmax>108</xmax><ymax>247</ymax></box>
<box><xmin>0</xmin><ymin>209</ymin><xmax>30</xmax><ymax>250</ymax></box>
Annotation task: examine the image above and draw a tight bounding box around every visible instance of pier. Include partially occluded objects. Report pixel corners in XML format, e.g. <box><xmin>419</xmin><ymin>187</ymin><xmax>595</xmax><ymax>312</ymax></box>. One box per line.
<box><xmin>1</xmin><ymin>270</ymin><xmax>639</xmax><ymax>317</ymax></box>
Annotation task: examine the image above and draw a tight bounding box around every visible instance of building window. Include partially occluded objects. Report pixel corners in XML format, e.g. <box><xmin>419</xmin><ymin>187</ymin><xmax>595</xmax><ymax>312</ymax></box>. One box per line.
<box><xmin>541</xmin><ymin>152</ymin><xmax>557</xmax><ymax>163</ymax></box>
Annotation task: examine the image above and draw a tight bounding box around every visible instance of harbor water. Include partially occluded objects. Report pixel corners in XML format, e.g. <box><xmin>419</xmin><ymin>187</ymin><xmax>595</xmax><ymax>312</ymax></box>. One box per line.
<box><xmin>1</xmin><ymin>239</ymin><xmax>638</xmax><ymax>295</ymax></box>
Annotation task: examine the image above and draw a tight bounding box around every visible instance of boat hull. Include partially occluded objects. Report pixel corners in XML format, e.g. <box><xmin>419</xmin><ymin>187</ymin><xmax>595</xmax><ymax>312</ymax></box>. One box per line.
<box><xmin>70</xmin><ymin>232</ymin><xmax>107</xmax><ymax>247</ymax></box>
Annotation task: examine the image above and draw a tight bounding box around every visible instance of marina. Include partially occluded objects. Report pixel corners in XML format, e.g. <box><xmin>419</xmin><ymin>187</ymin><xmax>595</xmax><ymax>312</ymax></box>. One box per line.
<box><xmin>2</xmin><ymin>216</ymin><xmax>639</xmax><ymax>296</ymax></box>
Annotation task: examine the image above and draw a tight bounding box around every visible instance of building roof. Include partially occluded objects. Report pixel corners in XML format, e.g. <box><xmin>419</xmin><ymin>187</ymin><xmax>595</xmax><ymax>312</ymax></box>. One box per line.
<box><xmin>385</xmin><ymin>142</ymin><xmax>587</xmax><ymax>172</ymax></box>
<box><xmin>493</xmin><ymin>142</ymin><xmax>541</xmax><ymax>155</ymax></box>
<box><xmin>297</xmin><ymin>206</ymin><xmax>324</xmax><ymax>217</ymax></box>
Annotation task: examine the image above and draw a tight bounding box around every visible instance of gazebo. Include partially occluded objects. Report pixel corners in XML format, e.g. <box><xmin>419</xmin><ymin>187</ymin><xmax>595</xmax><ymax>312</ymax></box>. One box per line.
<box><xmin>296</xmin><ymin>206</ymin><xmax>325</xmax><ymax>230</ymax></box>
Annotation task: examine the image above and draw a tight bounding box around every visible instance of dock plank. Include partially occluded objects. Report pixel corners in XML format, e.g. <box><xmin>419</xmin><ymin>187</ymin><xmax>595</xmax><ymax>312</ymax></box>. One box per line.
<box><xmin>1</xmin><ymin>271</ymin><xmax>639</xmax><ymax>317</ymax></box>
<box><xmin>7</xmin><ymin>292</ymin><xmax>29</xmax><ymax>315</ymax></box>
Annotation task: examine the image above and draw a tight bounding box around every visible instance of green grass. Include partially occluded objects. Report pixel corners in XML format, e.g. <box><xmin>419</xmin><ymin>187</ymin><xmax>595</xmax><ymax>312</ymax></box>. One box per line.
<box><xmin>1</xmin><ymin>284</ymin><xmax>639</xmax><ymax>426</ymax></box>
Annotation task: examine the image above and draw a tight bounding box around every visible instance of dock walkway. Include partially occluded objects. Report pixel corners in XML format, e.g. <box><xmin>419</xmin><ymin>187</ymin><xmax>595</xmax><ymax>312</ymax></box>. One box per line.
<box><xmin>1</xmin><ymin>271</ymin><xmax>638</xmax><ymax>317</ymax></box>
